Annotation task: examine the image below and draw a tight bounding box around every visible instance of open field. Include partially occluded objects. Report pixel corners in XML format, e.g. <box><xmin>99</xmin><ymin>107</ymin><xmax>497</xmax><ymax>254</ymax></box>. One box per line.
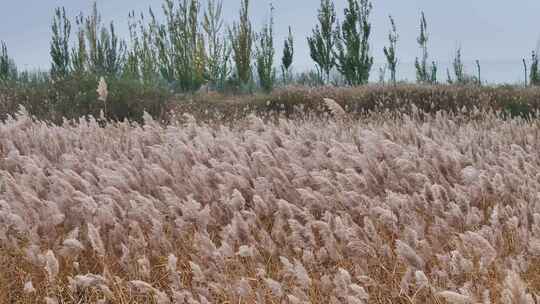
<box><xmin>2</xmin><ymin>0</ymin><xmax>540</xmax><ymax>301</ymax></box>
<box><xmin>1</xmin><ymin>106</ymin><xmax>540</xmax><ymax>303</ymax></box>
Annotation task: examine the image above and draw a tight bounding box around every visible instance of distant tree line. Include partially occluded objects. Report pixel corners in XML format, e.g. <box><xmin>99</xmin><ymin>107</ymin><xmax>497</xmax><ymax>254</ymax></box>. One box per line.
<box><xmin>1</xmin><ymin>0</ymin><xmax>540</xmax><ymax>94</ymax></box>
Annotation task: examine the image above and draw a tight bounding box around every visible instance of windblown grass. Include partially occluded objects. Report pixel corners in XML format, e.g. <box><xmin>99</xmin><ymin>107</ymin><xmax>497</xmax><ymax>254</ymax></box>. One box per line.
<box><xmin>0</xmin><ymin>106</ymin><xmax>539</xmax><ymax>303</ymax></box>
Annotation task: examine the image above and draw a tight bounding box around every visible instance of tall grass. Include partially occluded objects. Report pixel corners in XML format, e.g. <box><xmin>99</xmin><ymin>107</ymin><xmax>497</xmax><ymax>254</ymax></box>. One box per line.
<box><xmin>1</xmin><ymin>0</ymin><xmax>540</xmax><ymax>122</ymax></box>
<box><xmin>1</xmin><ymin>107</ymin><xmax>540</xmax><ymax>303</ymax></box>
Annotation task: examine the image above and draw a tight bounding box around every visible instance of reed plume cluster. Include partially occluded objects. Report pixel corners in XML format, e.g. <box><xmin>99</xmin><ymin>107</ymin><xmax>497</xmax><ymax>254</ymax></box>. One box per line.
<box><xmin>1</xmin><ymin>107</ymin><xmax>540</xmax><ymax>303</ymax></box>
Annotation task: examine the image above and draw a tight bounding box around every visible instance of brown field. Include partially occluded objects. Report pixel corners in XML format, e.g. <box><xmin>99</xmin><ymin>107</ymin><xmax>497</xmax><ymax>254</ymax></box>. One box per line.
<box><xmin>3</xmin><ymin>84</ymin><xmax>540</xmax><ymax>124</ymax></box>
<box><xmin>0</xmin><ymin>105</ymin><xmax>539</xmax><ymax>303</ymax></box>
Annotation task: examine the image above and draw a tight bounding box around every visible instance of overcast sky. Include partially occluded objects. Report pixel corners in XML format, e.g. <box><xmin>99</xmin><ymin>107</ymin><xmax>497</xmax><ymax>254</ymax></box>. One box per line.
<box><xmin>1</xmin><ymin>0</ymin><xmax>539</xmax><ymax>83</ymax></box>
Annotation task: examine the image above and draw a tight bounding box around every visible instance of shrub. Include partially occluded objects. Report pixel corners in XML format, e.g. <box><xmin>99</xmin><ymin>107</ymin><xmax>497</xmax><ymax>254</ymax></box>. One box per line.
<box><xmin>0</xmin><ymin>75</ymin><xmax>170</xmax><ymax>123</ymax></box>
<box><xmin>172</xmin><ymin>84</ymin><xmax>540</xmax><ymax>122</ymax></box>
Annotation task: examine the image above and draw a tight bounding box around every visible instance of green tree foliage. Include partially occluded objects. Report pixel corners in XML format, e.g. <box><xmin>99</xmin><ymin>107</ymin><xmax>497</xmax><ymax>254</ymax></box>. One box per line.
<box><xmin>124</xmin><ymin>11</ymin><xmax>140</xmax><ymax>81</ymax></box>
<box><xmin>476</xmin><ymin>59</ymin><xmax>481</xmax><ymax>86</ymax></box>
<box><xmin>335</xmin><ymin>0</ymin><xmax>373</xmax><ymax>86</ymax></box>
<box><xmin>451</xmin><ymin>47</ymin><xmax>465</xmax><ymax>84</ymax></box>
<box><xmin>154</xmin><ymin>0</ymin><xmax>206</xmax><ymax>91</ymax></box>
<box><xmin>68</xmin><ymin>3</ymin><xmax>126</xmax><ymax>78</ymax></box>
<box><xmin>85</xmin><ymin>3</ymin><xmax>126</xmax><ymax>76</ymax></box>
<box><xmin>415</xmin><ymin>12</ymin><xmax>437</xmax><ymax>84</ymax></box>
<box><xmin>530</xmin><ymin>51</ymin><xmax>540</xmax><ymax>86</ymax></box>
<box><xmin>307</xmin><ymin>0</ymin><xmax>338</xmax><ymax>84</ymax></box>
<box><xmin>0</xmin><ymin>41</ymin><xmax>17</xmax><ymax>82</ymax></box>
<box><xmin>295</xmin><ymin>70</ymin><xmax>324</xmax><ymax>87</ymax></box>
<box><xmin>203</xmin><ymin>0</ymin><xmax>231</xmax><ymax>91</ymax></box>
<box><xmin>71</xmin><ymin>13</ymin><xmax>88</xmax><ymax>77</ymax></box>
<box><xmin>50</xmin><ymin>7</ymin><xmax>72</xmax><ymax>80</ymax></box>
<box><xmin>523</xmin><ymin>58</ymin><xmax>528</xmax><ymax>86</ymax></box>
<box><xmin>378</xmin><ymin>64</ymin><xmax>387</xmax><ymax>84</ymax></box>
<box><xmin>281</xmin><ymin>26</ymin><xmax>294</xmax><ymax>85</ymax></box>
<box><xmin>255</xmin><ymin>5</ymin><xmax>276</xmax><ymax>93</ymax></box>
<box><xmin>124</xmin><ymin>10</ymin><xmax>159</xmax><ymax>84</ymax></box>
<box><xmin>102</xmin><ymin>23</ymin><xmax>126</xmax><ymax>77</ymax></box>
<box><xmin>383</xmin><ymin>15</ymin><xmax>398</xmax><ymax>85</ymax></box>
<box><xmin>82</xmin><ymin>4</ymin><xmax>100</xmax><ymax>74</ymax></box>
<box><xmin>447</xmin><ymin>47</ymin><xmax>479</xmax><ymax>85</ymax></box>
<box><xmin>229</xmin><ymin>0</ymin><xmax>254</xmax><ymax>88</ymax></box>
<box><xmin>139</xmin><ymin>11</ymin><xmax>160</xmax><ymax>84</ymax></box>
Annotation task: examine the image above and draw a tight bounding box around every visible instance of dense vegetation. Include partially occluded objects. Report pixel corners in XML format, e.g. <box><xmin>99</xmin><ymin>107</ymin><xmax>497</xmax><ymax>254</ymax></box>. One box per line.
<box><xmin>1</xmin><ymin>0</ymin><xmax>540</xmax><ymax>122</ymax></box>
<box><xmin>2</xmin><ymin>106</ymin><xmax>540</xmax><ymax>303</ymax></box>
<box><xmin>3</xmin><ymin>2</ymin><xmax>540</xmax><ymax>303</ymax></box>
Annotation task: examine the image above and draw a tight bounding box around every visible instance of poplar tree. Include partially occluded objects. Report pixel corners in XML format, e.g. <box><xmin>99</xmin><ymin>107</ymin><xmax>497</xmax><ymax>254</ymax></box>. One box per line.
<box><xmin>335</xmin><ymin>0</ymin><xmax>373</xmax><ymax>85</ymax></box>
<box><xmin>70</xmin><ymin>3</ymin><xmax>126</xmax><ymax>77</ymax></box>
<box><xmin>447</xmin><ymin>47</ymin><xmax>480</xmax><ymax>85</ymax></box>
<box><xmin>383</xmin><ymin>15</ymin><xmax>398</xmax><ymax>84</ymax></box>
<box><xmin>475</xmin><ymin>60</ymin><xmax>481</xmax><ymax>86</ymax></box>
<box><xmin>71</xmin><ymin>13</ymin><xmax>88</xmax><ymax>77</ymax></box>
<box><xmin>452</xmin><ymin>47</ymin><xmax>465</xmax><ymax>84</ymax></box>
<box><xmin>307</xmin><ymin>0</ymin><xmax>337</xmax><ymax>84</ymax></box>
<box><xmin>203</xmin><ymin>0</ymin><xmax>231</xmax><ymax>91</ymax></box>
<box><xmin>415</xmin><ymin>12</ymin><xmax>437</xmax><ymax>84</ymax></box>
<box><xmin>154</xmin><ymin>0</ymin><xmax>206</xmax><ymax>91</ymax></box>
<box><xmin>531</xmin><ymin>51</ymin><xmax>540</xmax><ymax>86</ymax></box>
<box><xmin>256</xmin><ymin>5</ymin><xmax>276</xmax><ymax>92</ymax></box>
<box><xmin>101</xmin><ymin>22</ymin><xmax>126</xmax><ymax>76</ymax></box>
<box><xmin>83</xmin><ymin>3</ymin><xmax>101</xmax><ymax>74</ymax></box>
<box><xmin>523</xmin><ymin>58</ymin><xmax>528</xmax><ymax>87</ymax></box>
<box><xmin>281</xmin><ymin>26</ymin><xmax>294</xmax><ymax>85</ymax></box>
<box><xmin>229</xmin><ymin>0</ymin><xmax>254</xmax><ymax>88</ymax></box>
<box><xmin>138</xmin><ymin>9</ymin><xmax>160</xmax><ymax>84</ymax></box>
<box><xmin>0</xmin><ymin>41</ymin><xmax>17</xmax><ymax>82</ymax></box>
<box><xmin>50</xmin><ymin>7</ymin><xmax>72</xmax><ymax>80</ymax></box>
<box><xmin>124</xmin><ymin>11</ymin><xmax>140</xmax><ymax>80</ymax></box>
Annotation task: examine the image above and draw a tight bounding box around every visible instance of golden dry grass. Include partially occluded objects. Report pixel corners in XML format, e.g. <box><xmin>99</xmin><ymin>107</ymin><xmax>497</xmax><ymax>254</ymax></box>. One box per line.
<box><xmin>0</xmin><ymin>107</ymin><xmax>539</xmax><ymax>303</ymax></box>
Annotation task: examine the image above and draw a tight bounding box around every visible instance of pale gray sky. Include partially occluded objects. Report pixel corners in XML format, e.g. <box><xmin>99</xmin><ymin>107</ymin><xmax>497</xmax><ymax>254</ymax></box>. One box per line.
<box><xmin>1</xmin><ymin>0</ymin><xmax>539</xmax><ymax>83</ymax></box>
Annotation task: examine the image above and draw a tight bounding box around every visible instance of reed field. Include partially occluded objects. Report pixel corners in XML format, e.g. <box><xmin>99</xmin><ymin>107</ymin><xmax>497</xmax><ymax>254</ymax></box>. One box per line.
<box><xmin>2</xmin><ymin>0</ymin><xmax>540</xmax><ymax>302</ymax></box>
<box><xmin>1</xmin><ymin>102</ymin><xmax>540</xmax><ymax>303</ymax></box>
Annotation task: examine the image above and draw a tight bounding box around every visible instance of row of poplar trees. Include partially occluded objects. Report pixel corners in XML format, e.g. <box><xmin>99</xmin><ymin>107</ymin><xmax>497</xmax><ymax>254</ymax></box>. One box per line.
<box><xmin>47</xmin><ymin>0</ymin><xmax>296</xmax><ymax>93</ymax></box>
<box><xmin>3</xmin><ymin>0</ymin><xmax>540</xmax><ymax>88</ymax></box>
<box><xmin>46</xmin><ymin>0</ymin><xmax>409</xmax><ymax>91</ymax></box>
<box><xmin>307</xmin><ymin>0</ymin><xmax>438</xmax><ymax>86</ymax></box>
<box><xmin>309</xmin><ymin>0</ymin><xmax>537</xmax><ymax>86</ymax></box>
